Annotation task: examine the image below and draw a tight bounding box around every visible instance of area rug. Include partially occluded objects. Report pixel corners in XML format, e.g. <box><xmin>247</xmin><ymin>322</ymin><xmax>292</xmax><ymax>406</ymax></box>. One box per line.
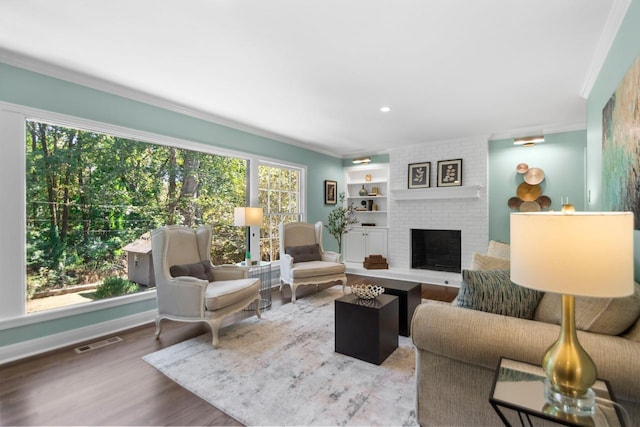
<box><xmin>143</xmin><ymin>287</ymin><xmax>418</xmax><ymax>426</ymax></box>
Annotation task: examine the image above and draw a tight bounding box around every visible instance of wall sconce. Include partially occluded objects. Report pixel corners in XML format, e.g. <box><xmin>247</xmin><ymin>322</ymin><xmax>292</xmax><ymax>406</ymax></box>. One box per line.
<box><xmin>514</xmin><ymin>136</ymin><xmax>544</xmax><ymax>147</ymax></box>
<box><xmin>353</xmin><ymin>157</ymin><xmax>371</xmax><ymax>164</ymax></box>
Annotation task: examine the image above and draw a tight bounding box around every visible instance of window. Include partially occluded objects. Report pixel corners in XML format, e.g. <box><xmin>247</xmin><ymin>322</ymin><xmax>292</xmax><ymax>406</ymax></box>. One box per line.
<box><xmin>258</xmin><ymin>163</ymin><xmax>302</xmax><ymax>261</ymax></box>
<box><xmin>25</xmin><ymin>120</ymin><xmax>247</xmax><ymax>313</ymax></box>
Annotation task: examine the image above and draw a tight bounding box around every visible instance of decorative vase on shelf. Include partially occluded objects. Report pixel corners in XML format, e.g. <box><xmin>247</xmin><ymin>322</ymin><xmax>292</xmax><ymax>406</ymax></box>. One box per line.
<box><xmin>359</xmin><ymin>185</ymin><xmax>368</xmax><ymax>196</ymax></box>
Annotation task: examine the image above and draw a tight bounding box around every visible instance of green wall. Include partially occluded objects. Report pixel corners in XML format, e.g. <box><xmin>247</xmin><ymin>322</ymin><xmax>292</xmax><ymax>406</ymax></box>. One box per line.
<box><xmin>489</xmin><ymin>131</ymin><xmax>587</xmax><ymax>243</ymax></box>
<box><xmin>585</xmin><ymin>0</ymin><xmax>640</xmax><ymax>280</ymax></box>
<box><xmin>0</xmin><ymin>61</ymin><xmax>342</xmax><ymax>346</ymax></box>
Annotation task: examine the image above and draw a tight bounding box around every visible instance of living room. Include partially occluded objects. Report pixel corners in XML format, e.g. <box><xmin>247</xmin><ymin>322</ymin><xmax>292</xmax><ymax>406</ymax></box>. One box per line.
<box><xmin>1</xmin><ymin>1</ymin><xmax>640</xmax><ymax>426</ymax></box>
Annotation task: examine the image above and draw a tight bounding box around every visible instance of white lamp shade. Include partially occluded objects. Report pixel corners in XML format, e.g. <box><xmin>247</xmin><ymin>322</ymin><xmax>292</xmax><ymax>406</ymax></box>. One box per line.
<box><xmin>510</xmin><ymin>212</ymin><xmax>633</xmax><ymax>298</ymax></box>
<box><xmin>234</xmin><ymin>207</ymin><xmax>263</xmax><ymax>227</ymax></box>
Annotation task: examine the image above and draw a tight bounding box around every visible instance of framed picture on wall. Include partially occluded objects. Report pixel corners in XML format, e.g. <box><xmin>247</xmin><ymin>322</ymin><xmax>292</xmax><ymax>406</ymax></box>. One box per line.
<box><xmin>437</xmin><ymin>159</ymin><xmax>463</xmax><ymax>187</ymax></box>
<box><xmin>324</xmin><ymin>180</ymin><xmax>337</xmax><ymax>204</ymax></box>
<box><xmin>408</xmin><ymin>162</ymin><xmax>430</xmax><ymax>189</ymax></box>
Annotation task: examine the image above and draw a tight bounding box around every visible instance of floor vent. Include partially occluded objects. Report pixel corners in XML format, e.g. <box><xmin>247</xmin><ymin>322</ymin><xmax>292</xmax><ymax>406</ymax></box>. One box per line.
<box><xmin>74</xmin><ymin>336</ymin><xmax>123</xmax><ymax>354</ymax></box>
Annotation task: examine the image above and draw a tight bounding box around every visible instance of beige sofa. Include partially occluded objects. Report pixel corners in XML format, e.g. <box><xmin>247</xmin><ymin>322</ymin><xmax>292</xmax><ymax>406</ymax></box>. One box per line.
<box><xmin>411</xmin><ymin>242</ymin><xmax>640</xmax><ymax>426</ymax></box>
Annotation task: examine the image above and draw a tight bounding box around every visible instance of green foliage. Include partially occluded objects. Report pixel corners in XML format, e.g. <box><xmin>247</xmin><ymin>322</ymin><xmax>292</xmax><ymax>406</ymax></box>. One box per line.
<box><xmin>25</xmin><ymin>121</ymin><xmax>248</xmax><ymax>294</ymax></box>
<box><xmin>327</xmin><ymin>193</ymin><xmax>358</xmax><ymax>253</ymax></box>
<box><xmin>94</xmin><ymin>276</ymin><xmax>139</xmax><ymax>299</ymax></box>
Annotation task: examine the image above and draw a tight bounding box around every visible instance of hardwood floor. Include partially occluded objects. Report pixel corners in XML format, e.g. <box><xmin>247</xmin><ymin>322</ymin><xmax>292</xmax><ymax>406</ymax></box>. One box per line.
<box><xmin>0</xmin><ymin>274</ymin><xmax>456</xmax><ymax>426</ymax></box>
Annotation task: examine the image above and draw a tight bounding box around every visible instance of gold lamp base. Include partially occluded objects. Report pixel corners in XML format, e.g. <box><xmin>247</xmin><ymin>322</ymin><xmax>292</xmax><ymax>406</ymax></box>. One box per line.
<box><xmin>542</xmin><ymin>295</ymin><xmax>597</xmax><ymax>416</ymax></box>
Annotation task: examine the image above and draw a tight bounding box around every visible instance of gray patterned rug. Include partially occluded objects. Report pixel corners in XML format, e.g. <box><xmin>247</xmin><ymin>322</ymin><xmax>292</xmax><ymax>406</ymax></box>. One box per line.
<box><xmin>143</xmin><ymin>287</ymin><xmax>418</xmax><ymax>426</ymax></box>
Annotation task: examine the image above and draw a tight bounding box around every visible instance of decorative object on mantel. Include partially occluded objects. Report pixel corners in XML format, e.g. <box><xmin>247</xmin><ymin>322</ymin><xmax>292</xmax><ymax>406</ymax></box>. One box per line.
<box><xmin>437</xmin><ymin>159</ymin><xmax>462</xmax><ymax>187</ymax></box>
<box><xmin>359</xmin><ymin>185</ymin><xmax>368</xmax><ymax>196</ymax></box>
<box><xmin>408</xmin><ymin>162</ymin><xmax>430</xmax><ymax>189</ymax></box>
<box><xmin>351</xmin><ymin>284</ymin><xmax>385</xmax><ymax>300</ymax></box>
<box><xmin>363</xmin><ymin>254</ymin><xmax>389</xmax><ymax>269</ymax></box>
<box><xmin>509</xmin><ymin>165</ymin><xmax>551</xmax><ymax>212</ymax></box>
<box><xmin>561</xmin><ymin>197</ymin><xmax>575</xmax><ymax>212</ymax></box>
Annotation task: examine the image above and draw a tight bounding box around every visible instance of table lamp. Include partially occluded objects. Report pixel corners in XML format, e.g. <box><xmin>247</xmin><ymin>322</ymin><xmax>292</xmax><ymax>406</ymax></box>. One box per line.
<box><xmin>510</xmin><ymin>212</ymin><xmax>633</xmax><ymax>416</ymax></box>
<box><xmin>234</xmin><ymin>207</ymin><xmax>263</xmax><ymax>264</ymax></box>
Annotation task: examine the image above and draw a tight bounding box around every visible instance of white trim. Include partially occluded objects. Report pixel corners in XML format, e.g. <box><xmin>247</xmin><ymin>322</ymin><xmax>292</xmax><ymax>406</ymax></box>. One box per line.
<box><xmin>0</xmin><ymin>100</ymin><xmax>252</xmax><ymax>161</ymax></box>
<box><xmin>0</xmin><ymin>291</ymin><xmax>156</xmax><ymax>330</ymax></box>
<box><xmin>580</xmin><ymin>0</ymin><xmax>632</xmax><ymax>98</ymax></box>
<box><xmin>0</xmin><ymin>48</ymin><xmax>339</xmax><ymax>159</ymax></box>
<box><xmin>0</xmin><ymin>309</ymin><xmax>156</xmax><ymax>365</ymax></box>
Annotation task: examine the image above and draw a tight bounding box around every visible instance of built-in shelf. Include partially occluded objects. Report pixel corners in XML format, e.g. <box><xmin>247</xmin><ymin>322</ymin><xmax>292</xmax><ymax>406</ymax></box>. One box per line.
<box><xmin>391</xmin><ymin>185</ymin><xmax>482</xmax><ymax>200</ymax></box>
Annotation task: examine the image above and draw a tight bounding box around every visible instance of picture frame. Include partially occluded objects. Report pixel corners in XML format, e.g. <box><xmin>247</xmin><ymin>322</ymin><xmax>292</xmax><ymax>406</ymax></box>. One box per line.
<box><xmin>408</xmin><ymin>162</ymin><xmax>430</xmax><ymax>189</ymax></box>
<box><xmin>437</xmin><ymin>159</ymin><xmax>463</xmax><ymax>187</ymax></box>
<box><xmin>324</xmin><ymin>180</ymin><xmax>337</xmax><ymax>204</ymax></box>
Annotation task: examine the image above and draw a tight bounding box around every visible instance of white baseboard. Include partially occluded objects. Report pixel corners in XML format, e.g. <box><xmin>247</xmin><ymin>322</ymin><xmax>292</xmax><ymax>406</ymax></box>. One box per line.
<box><xmin>0</xmin><ymin>310</ymin><xmax>156</xmax><ymax>365</ymax></box>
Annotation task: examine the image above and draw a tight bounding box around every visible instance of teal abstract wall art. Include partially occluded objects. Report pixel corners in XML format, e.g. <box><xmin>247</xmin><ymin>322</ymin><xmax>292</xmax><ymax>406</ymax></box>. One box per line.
<box><xmin>602</xmin><ymin>54</ymin><xmax>640</xmax><ymax>229</ymax></box>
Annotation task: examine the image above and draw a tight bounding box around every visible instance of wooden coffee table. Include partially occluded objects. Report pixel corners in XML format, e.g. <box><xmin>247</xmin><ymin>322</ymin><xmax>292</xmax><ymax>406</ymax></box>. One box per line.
<box><xmin>334</xmin><ymin>293</ymin><xmax>399</xmax><ymax>365</ymax></box>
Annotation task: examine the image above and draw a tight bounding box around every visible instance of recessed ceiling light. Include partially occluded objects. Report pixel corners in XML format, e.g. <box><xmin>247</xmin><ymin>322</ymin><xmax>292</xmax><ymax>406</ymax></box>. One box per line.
<box><xmin>380</xmin><ymin>106</ymin><xmax>391</xmax><ymax>113</ymax></box>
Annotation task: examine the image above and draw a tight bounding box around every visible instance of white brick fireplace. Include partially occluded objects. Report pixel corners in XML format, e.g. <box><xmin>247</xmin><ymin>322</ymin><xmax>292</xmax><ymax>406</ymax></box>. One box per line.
<box><xmin>351</xmin><ymin>136</ymin><xmax>489</xmax><ymax>287</ymax></box>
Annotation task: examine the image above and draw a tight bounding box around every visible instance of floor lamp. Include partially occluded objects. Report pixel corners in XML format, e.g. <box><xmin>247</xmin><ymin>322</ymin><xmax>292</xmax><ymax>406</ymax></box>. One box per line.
<box><xmin>234</xmin><ymin>207</ymin><xmax>263</xmax><ymax>265</ymax></box>
<box><xmin>510</xmin><ymin>211</ymin><xmax>633</xmax><ymax>416</ymax></box>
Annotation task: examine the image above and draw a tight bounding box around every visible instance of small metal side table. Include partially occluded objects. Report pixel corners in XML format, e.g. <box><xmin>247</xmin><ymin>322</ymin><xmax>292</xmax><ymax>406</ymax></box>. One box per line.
<box><xmin>236</xmin><ymin>261</ymin><xmax>272</xmax><ymax>311</ymax></box>
<box><xmin>489</xmin><ymin>357</ymin><xmax>625</xmax><ymax>427</ymax></box>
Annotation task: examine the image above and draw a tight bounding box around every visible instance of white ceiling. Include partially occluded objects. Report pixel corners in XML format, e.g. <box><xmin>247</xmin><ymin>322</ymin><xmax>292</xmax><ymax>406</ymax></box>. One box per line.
<box><xmin>0</xmin><ymin>0</ymin><xmax>627</xmax><ymax>158</ymax></box>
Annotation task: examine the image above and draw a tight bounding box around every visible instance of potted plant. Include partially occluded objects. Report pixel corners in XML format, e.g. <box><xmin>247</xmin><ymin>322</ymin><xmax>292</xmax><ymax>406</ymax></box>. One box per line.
<box><xmin>327</xmin><ymin>192</ymin><xmax>358</xmax><ymax>256</ymax></box>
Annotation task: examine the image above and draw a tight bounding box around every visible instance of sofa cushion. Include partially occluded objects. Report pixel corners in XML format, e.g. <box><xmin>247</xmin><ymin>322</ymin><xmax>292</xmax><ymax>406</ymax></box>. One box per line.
<box><xmin>533</xmin><ymin>282</ymin><xmax>640</xmax><ymax>335</ymax></box>
<box><xmin>170</xmin><ymin>260</ymin><xmax>211</xmax><ymax>281</ymax></box>
<box><xmin>487</xmin><ymin>240</ymin><xmax>510</xmax><ymax>260</ymax></box>
<box><xmin>205</xmin><ymin>278</ymin><xmax>260</xmax><ymax>311</ymax></box>
<box><xmin>285</xmin><ymin>244</ymin><xmax>322</xmax><ymax>263</ymax></box>
<box><xmin>455</xmin><ymin>269</ymin><xmax>543</xmax><ymax>319</ymax></box>
<box><xmin>290</xmin><ymin>260</ymin><xmax>346</xmax><ymax>279</ymax></box>
<box><xmin>470</xmin><ymin>252</ymin><xmax>510</xmax><ymax>270</ymax></box>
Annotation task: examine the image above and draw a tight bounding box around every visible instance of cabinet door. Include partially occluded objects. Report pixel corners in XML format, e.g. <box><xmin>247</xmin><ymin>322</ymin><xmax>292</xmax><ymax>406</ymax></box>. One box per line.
<box><xmin>366</xmin><ymin>228</ymin><xmax>387</xmax><ymax>257</ymax></box>
<box><xmin>343</xmin><ymin>229</ymin><xmax>366</xmax><ymax>263</ymax></box>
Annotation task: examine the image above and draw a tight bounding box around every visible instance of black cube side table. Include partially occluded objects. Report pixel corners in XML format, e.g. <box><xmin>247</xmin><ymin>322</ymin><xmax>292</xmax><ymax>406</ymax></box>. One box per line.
<box><xmin>335</xmin><ymin>293</ymin><xmax>399</xmax><ymax>365</ymax></box>
<box><xmin>376</xmin><ymin>279</ymin><xmax>421</xmax><ymax>336</ymax></box>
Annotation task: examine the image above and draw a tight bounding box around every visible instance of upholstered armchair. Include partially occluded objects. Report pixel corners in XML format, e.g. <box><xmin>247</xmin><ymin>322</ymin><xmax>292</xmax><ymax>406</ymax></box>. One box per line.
<box><xmin>279</xmin><ymin>221</ymin><xmax>347</xmax><ymax>303</ymax></box>
<box><xmin>151</xmin><ymin>225</ymin><xmax>261</xmax><ymax>348</ymax></box>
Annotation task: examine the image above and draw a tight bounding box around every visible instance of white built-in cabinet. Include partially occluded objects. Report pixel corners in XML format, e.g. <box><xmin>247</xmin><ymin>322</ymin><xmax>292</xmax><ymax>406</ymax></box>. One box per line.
<box><xmin>342</xmin><ymin>164</ymin><xmax>389</xmax><ymax>263</ymax></box>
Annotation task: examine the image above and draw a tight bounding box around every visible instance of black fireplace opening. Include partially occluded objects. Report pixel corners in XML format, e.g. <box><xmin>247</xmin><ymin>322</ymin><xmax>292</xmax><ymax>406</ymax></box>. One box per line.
<box><xmin>411</xmin><ymin>229</ymin><xmax>461</xmax><ymax>273</ymax></box>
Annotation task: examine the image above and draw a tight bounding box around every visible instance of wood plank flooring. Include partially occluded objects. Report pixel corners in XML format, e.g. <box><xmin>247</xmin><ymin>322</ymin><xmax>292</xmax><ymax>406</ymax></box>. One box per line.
<box><xmin>0</xmin><ymin>274</ymin><xmax>457</xmax><ymax>426</ymax></box>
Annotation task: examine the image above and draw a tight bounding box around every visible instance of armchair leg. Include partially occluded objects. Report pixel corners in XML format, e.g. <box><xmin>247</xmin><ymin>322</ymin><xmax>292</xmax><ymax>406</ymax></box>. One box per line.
<box><xmin>340</xmin><ymin>277</ymin><xmax>347</xmax><ymax>294</ymax></box>
<box><xmin>154</xmin><ymin>315</ymin><xmax>163</xmax><ymax>340</ymax></box>
<box><xmin>291</xmin><ymin>284</ymin><xmax>297</xmax><ymax>303</ymax></box>
<box><xmin>206</xmin><ymin>318</ymin><xmax>224</xmax><ymax>348</ymax></box>
<box><xmin>255</xmin><ymin>297</ymin><xmax>262</xmax><ymax>319</ymax></box>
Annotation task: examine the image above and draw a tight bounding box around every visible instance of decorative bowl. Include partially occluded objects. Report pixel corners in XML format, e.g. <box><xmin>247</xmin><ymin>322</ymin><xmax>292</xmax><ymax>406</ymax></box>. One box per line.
<box><xmin>351</xmin><ymin>284</ymin><xmax>385</xmax><ymax>300</ymax></box>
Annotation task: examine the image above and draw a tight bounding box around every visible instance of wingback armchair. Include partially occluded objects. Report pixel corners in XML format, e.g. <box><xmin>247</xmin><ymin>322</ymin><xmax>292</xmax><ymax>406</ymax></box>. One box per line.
<box><xmin>151</xmin><ymin>225</ymin><xmax>261</xmax><ymax>348</ymax></box>
<box><xmin>279</xmin><ymin>221</ymin><xmax>347</xmax><ymax>303</ymax></box>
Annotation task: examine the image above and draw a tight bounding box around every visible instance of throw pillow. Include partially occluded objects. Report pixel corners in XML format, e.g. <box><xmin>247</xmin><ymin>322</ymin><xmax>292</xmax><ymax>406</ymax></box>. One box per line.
<box><xmin>487</xmin><ymin>240</ymin><xmax>510</xmax><ymax>260</ymax></box>
<box><xmin>169</xmin><ymin>260</ymin><xmax>212</xmax><ymax>281</ymax></box>
<box><xmin>455</xmin><ymin>269</ymin><xmax>543</xmax><ymax>319</ymax></box>
<box><xmin>533</xmin><ymin>282</ymin><xmax>640</xmax><ymax>336</ymax></box>
<box><xmin>470</xmin><ymin>252</ymin><xmax>510</xmax><ymax>270</ymax></box>
<box><xmin>285</xmin><ymin>244</ymin><xmax>322</xmax><ymax>263</ymax></box>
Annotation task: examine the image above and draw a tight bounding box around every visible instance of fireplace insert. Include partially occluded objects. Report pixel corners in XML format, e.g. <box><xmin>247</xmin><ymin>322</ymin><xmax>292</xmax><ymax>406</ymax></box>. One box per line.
<box><xmin>411</xmin><ymin>229</ymin><xmax>461</xmax><ymax>273</ymax></box>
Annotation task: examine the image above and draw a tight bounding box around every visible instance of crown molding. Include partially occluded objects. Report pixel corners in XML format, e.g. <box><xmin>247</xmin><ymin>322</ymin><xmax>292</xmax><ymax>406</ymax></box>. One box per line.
<box><xmin>0</xmin><ymin>47</ymin><xmax>340</xmax><ymax>159</ymax></box>
<box><xmin>580</xmin><ymin>0</ymin><xmax>631</xmax><ymax>99</ymax></box>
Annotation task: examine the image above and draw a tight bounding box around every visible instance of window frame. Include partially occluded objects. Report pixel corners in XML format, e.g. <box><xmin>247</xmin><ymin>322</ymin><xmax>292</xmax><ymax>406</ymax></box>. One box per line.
<box><xmin>0</xmin><ymin>102</ymin><xmax>306</xmax><ymax>327</ymax></box>
<box><xmin>258</xmin><ymin>160</ymin><xmax>306</xmax><ymax>263</ymax></box>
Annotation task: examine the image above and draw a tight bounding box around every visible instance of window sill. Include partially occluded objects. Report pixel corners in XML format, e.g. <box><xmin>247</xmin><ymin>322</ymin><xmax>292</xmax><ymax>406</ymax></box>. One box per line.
<box><xmin>0</xmin><ymin>290</ymin><xmax>157</xmax><ymax>330</ymax></box>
